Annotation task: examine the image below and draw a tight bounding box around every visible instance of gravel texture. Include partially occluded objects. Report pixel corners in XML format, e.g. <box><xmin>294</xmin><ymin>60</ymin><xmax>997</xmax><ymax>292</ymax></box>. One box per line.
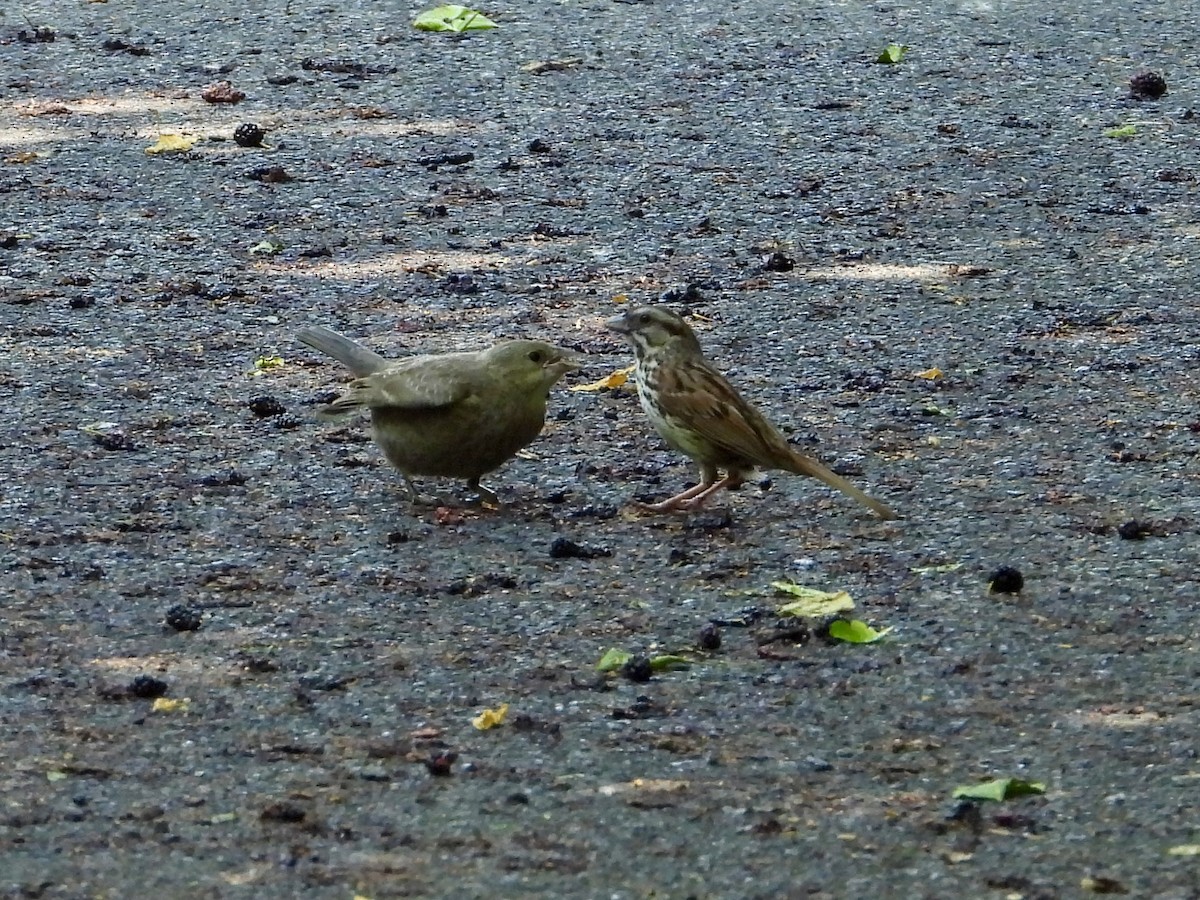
<box><xmin>2</xmin><ymin>0</ymin><xmax>1199</xmax><ymax>897</ymax></box>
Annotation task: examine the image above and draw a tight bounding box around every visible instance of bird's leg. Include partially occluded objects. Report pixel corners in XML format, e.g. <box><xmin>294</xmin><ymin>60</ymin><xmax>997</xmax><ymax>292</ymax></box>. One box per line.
<box><xmin>398</xmin><ymin>476</ymin><xmax>445</xmax><ymax>507</ymax></box>
<box><xmin>466</xmin><ymin>477</ymin><xmax>502</xmax><ymax>508</ymax></box>
<box><xmin>671</xmin><ymin>474</ymin><xmax>738</xmax><ymax>510</ymax></box>
<box><xmin>636</xmin><ymin>465</ymin><xmax>725</xmax><ymax>513</ymax></box>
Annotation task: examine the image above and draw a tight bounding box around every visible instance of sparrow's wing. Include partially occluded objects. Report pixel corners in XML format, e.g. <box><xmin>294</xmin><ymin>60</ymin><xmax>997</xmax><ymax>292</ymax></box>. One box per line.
<box><xmin>319</xmin><ymin>355</ymin><xmax>475</xmax><ymax>416</ymax></box>
<box><xmin>652</xmin><ymin>359</ymin><xmax>791</xmax><ymax>469</ymax></box>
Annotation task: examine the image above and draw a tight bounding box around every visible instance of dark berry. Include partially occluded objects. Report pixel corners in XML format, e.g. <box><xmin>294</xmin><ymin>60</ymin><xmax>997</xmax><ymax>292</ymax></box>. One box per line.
<box><xmin>128</xmin><ymin>675</ymin><xmax>169</xmax><ymax>699</ymax></box>
<box><xmin>246</xmin><ymin>165</ymin><xmax>292</xmax><ymax>183</ymax></box>
<box><xmin>260</xmin><ymin>801</ymin><xmax>307</xmax><ymax>823</ymax></box>
<box><xmin>761</xmin><ymin>250</ymin><xmax>795</xmax><ymax>272</ymax></box>
<box><xmin>697</xmin><ymin>623</ymin><xmax>722</xmax><ymax>651</ymax></box>
<box><xmin>622</xmin><ymin>655</ymin><xmax>654</xmax><ymax>683</ymax></box>
<box><xmin>1129</xmin><ymin>71</ymin><xmax>1167</xmax><ymax>100</ymax></box>
<box><xmin>164</xmin><ymin>605</ymin><xmax>203</xmax><ymax>632</ymax></box>
<box><xmin>1117</xmin><ymin>520</ymin><xmax>1150</xmax><ymax>540</ymax></box>
<box><xmin>248</xmin><ymin>395</ymin><xmax>285</xmax><ymax>417</ymax></box>
<box><xmin>987</xmin><ymin>566</ymin><xmax>1024</xmax><ymax>594</ymax></box>
<box><xmin>549</xmin><ymin>536</ymin><xmax>612</xmax><ymax>560</ymax></box>
<box><xmin>425</xmin><ymin>751</ymin><xmax>458</xmax><ymax>776</ymax></box>
<box><xmin>234</xmin><ymin>123</ymin><xmax>266</xmax><ymax>147</ymax></box>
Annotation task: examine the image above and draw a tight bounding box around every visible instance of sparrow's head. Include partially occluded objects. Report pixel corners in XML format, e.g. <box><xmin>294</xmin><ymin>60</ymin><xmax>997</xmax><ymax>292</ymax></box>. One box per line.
<box><xmin>605</xmin><ymin>305</ymin><xmax>703</xmax><ymax>359</ymax></box>
<box><xmin>487</xmin><ymin>340</ymin><xmax>582</xmax><ymax>391</ymax></box>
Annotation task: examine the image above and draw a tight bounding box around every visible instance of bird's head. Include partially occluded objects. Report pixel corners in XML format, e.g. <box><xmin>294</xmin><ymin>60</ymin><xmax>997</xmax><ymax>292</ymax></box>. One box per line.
<box><xmin>605</xmin><ymin>305</ymin><xmax>703</xmax><ymax>359</ymax></box>
<box><xmin>486</xmin><ymin>340</ymin><xmax>582</xmax><ymax>391</ymax></box>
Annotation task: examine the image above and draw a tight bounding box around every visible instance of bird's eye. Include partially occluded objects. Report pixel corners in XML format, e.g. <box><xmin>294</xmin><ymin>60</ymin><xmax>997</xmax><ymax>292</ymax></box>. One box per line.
<box><xmin>528</xmin><ymin>350</ymin><xmax>544</xmax><ymax>363</ymax></box>
<box><xmin>637</xmin><ymin>312</ymin><xmax>652</xmax><ymax>325</ymax></box>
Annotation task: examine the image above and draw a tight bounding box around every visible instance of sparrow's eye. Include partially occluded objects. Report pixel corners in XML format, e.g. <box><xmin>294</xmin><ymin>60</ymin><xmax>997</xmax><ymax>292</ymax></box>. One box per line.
<box><xmin>527</xmin><ymin>349</ymin><xmax>544</xmax><ymax>363</ymax></box>
<box><xmin>637</xmin><ymin>312</ymin><xmax>652</xmax><ymax>325</ymax></box>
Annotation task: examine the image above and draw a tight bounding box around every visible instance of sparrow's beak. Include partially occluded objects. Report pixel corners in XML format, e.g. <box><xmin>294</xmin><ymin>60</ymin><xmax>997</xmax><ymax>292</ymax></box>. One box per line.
<box><xmin>605</xmin><ymin>314</ymin><xmax>631</xmax><ymax>335</ymax></box>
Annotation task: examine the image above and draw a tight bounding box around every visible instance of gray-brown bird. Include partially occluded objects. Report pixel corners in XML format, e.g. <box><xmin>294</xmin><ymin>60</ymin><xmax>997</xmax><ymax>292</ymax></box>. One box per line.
<box><xmin>298</xmin><ymin>325</ymin><xmax>580</xmax><ymax>504</ymax></box>
<box><xmin>605</xmin><ymin>306</ymin><xmax>897</xmax><ymax>519</ymax></box>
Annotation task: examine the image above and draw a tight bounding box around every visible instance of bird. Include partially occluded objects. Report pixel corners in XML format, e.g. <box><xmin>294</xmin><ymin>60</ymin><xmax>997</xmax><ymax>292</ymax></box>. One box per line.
<box><xmin>605</xmin><ymin>306</ymin><xmax>897</xmax><ymax>519</ymax></box>
<box><xmin>297</xmin><ymin>325</ymin><xmax>580</xmax><ymax>505</ymax></box>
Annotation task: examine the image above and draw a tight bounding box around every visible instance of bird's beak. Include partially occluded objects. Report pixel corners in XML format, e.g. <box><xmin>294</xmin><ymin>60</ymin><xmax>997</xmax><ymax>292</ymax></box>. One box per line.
<box><xmin>548</xmin><ymin>352</ymin><xmax>583</xmax><ymax>376</ymax></box>
<box><xmin>605</xmin><ymin>314</ymin><xmax>631</xmax><ymax>335</ymax></box>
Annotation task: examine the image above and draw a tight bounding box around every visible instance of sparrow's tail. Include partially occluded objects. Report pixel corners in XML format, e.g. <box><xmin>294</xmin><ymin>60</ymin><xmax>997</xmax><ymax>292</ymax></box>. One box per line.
<box><xmin>786</xmin><ymin>451</ymin><xmax>899</xmax><ymax>520</ymax></box>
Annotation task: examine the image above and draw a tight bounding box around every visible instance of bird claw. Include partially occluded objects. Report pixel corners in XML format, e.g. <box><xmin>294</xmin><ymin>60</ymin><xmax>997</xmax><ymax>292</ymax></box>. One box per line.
<box><xmin>630</xmin><ymin>495</ymin><xmax>709</xmax><ymax>514</ymax></box>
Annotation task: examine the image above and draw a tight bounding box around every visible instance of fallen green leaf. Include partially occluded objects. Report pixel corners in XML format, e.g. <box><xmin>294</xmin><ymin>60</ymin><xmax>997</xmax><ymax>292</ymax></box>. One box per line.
<box><xmin>46</xmin><ymin>770</ymin><xmax>68</xmax><ymax>783</ymax></box>
<box><xmin>773</xmin><ymin>583</ymin><xmax>855</xmax><ymax>618</ymax></box>
<box><xmin>952</xmin><ymin>778</ymin><xmax>1045</xmax><ymax>802</ymax></box>
<box><xmin>877</xmin><ymin>43</ymin><xmax>908</xmax><ymax>64</ymax></box>
<box><xmin>414</xmin><ymin>5</ymin><xmax>498</xmax><ymax>32</ymax></box>
<box><xmin>254</xmin><ymin>356</ymin><xmax>284</xmax><ymax>371</ymax></box>
<box><xmin>597</xmin><ymin>648</ymin><xmax>632</xmax><ymax>672</ymax></box>
<box><xmin>649</xmin><ymin>654</ymin><xmax>690</xmax><ymax>671</ymax></box>
<box><xmin>827</xmin><ymin>619</ymin><xmax>892</xmax><ymax>643</ymax></box>
<box><xmin>1104</xmin><ymin>124</ymin><xmax>1137</xmax><ymax>139</ymax></box>
<box><xmin>250</xmin><ymin>240</ymin><xmax>284</xmax><ymax>255</ymax></box>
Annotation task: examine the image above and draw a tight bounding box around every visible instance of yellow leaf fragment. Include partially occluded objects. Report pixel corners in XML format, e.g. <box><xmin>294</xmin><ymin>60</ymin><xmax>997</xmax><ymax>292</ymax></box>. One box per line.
<box><xmin>772</xmin><ymin>583</ymin><xmax>855</xmax><ymax>617</ymax></box>
<box><xmin>915</xmin><ymin>367</ymin><xmax>944</xmax><ymax>380</ymax></box>
<box><xmin>1167</xmin><ymin>844</ymin><xmax>1200</xmax><ymax>856</ymax></box>
<box><xmin>569</xmin><ymin>365</ymin><xmax>635</xmax><ymax>392</ymax></box>
<box><xmin>472</xmin><ymin>702</ymin><xmax>509</xmax><ymax>730</ymax></box>
<box><xmin>254</xmin><ymin>356</ymin><xmax>285</xmax><ymax>371</ymax></box>
<box><xmin>151</xmin><ymin>697</ymin><xmax>189</xmax><ymax>713</ymax></box>
<box><xmin>6</xmin><ymin>152</ymin><xmax>38</xmax><ymax>164</ymax></box>
<box><xmin>46</xmin><ymin>770</ymin><xmax>68</xmax><ymax>782</ymax></box>
<box><xmin>145</xmin><ymin>133</ymin><xmax>199</xmax><ymax>155</ymax></box>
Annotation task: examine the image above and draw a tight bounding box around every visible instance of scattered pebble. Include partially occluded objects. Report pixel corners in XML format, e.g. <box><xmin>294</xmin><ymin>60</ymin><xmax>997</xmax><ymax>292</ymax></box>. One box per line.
<box><xmin>201</xmin><ymin>81</ymin><xmax>246</xmax><ymax>104</ymax></box>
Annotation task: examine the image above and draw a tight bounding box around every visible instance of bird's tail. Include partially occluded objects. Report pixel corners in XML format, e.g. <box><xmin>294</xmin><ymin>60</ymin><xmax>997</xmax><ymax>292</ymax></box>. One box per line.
<box><xmin>297</xmin><ymin>326</ymin><xmax>387</xmax><ymax>377</ymax></box>
<box><xmin>786</xmin><ymin>451</ymin><xmax>899</xmax><ymax>520</ymax></box>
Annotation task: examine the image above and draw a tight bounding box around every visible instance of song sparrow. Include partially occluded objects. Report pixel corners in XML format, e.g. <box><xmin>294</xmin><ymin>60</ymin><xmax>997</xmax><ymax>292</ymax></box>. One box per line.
<box><xmin>298</xmin><ymin>325</ymin><xmax>580</xmax><ymax>504</ymax></box>
<box><xmin>606</xmin><ymin>306</ymin><xmax>897</xmax><ymax>519</ymax></box>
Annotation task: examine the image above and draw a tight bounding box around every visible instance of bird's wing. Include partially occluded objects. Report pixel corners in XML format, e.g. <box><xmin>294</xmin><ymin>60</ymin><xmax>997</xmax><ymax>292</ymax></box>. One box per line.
<box><xmin>320</xmin><ymin>355</ymin><xmax>476</xmax><ymax>415</ymax></box>
<box><xmin>654</xmin><ymin>360</ymin><xmax>791</xmax><ymax>468</ymax></box>
<box><xmin>361</xmin><ymin>356</ymin><xmax>476</xmax><ymax>409</ymax></box>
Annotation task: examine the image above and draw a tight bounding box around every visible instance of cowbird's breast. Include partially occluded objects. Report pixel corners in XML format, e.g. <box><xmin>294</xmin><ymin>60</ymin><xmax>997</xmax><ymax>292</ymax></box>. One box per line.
<box><xmin>370</xmin><ymin>392</ymin><xmax>547</xmax><ymax>480</ymax></box>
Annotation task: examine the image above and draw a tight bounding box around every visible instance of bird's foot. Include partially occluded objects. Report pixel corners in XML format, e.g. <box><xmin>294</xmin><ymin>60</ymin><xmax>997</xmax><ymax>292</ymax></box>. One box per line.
<box><xmin>466</xmin><ymin>479</ymin><xmax>503</xmax><ymax>509</ymax></box>
<box><xmin>631</xmin><ymin>488</ymin><xmax>718</xmax><ymax>514</ymax></box>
